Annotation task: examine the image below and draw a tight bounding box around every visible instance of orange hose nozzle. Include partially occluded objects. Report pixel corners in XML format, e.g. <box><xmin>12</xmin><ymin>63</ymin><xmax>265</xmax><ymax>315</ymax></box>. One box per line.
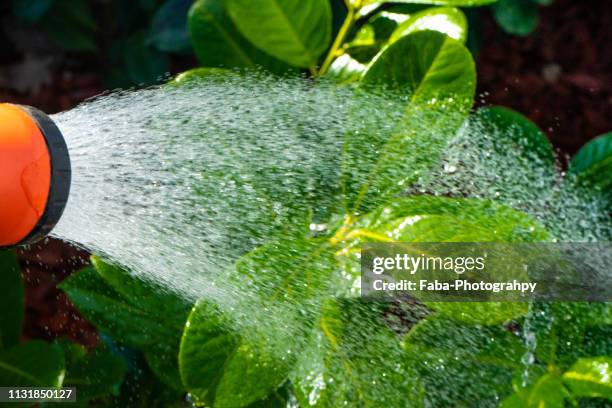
<box><xmin>0</xmin><ymin>104</ymin><xmax>71</xmax><ymax>247</ymax></box>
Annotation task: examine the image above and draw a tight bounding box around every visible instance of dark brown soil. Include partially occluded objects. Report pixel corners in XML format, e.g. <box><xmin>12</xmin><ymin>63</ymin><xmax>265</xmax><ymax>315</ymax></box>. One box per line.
<box><xmin>2</xmin><ymin>0</ymin><xmax>609</xmax><ymax>346</ymax></box>
<box><xmin>476</xmin><ymin>0</ymin><xmax>612</xmax><ymax>155</ymax></box>
<box><xmin>16</xmin><ymin>239</ymin><xmax>98</xmax><ymax>346</ymax></box>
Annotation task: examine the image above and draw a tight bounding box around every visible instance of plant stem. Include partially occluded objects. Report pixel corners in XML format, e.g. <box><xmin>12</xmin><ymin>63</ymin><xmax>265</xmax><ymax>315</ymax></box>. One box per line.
<box><xmin>318</xmin><ymin>1</ymin><xmax>357</xmax><ymax>76</ymax></box>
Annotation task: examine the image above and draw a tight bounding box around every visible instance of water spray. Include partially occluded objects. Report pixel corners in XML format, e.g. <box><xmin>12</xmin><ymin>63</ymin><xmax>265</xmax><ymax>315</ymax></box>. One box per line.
<box><xmin>0</xmin><ymin>103</ymin><xmax>71</xmax><ymax>247</ymax></box>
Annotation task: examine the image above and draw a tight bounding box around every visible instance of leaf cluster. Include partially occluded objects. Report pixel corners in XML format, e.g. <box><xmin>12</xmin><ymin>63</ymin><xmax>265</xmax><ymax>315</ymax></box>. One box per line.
<box><xmin>2</xmin><ymin>0</ymin><xmax>610</xmax><ymax>406</ymax></box>
<box><xmin>62</xmin><ymin>2</ymin><xmax>611</xmax><ymax>403</ymax></box>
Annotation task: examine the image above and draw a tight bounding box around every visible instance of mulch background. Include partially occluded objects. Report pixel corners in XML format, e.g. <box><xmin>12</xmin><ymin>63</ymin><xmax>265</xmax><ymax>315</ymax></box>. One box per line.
<box><xmin>2</xmin><ymin>0</ymin><xmax>609</xmax><ymax>346</ymax></box>
<box><xmin>475</xmin><ymin>0</ymin><xmax>611</xmax><ymax>156</ymax></box>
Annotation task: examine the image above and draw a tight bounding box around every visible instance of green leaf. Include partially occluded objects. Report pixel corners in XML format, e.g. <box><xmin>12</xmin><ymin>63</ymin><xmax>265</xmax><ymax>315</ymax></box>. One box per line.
<box><xmin>326</xmin><ymin>54</ymin><xmax>366</xmax><ymax>84</ymax></box>
<box><xmin>179</xmin><ymin>300</ymin><xmax>289</xmax><ymax>407</ymax></box>
<box><xmin>246</xmin><ymin>383</ymin><xmax>292</xmax><ymax>407</ymax></box>
<box><xmin>369</xmin><ymin>11</ymin><xmax>409</xmax><ymax>40</ymax></box>
<box><xmin>362</xmin><ymin>30</ymin><xmax>475</xmax><ymax>113</ymax></box>
<box><xmin>188</xmin><ymin>0</ymin><xmax>291</xmax><ymax>73</ymax></box>
<box><xmin>339</xmin><ymin>196</ymin><xmax>548</xmax><ymax>323</ymax></box>
<box><xmin>345</xmin><ymin>31</ymin><xmax>475</xmax><ymax>211</ymax></box>
<box><xmin>59</xmin><ymin>259</ymin><xmax>190</xmax><ymax>390</ymax></box>
<box><xmin>0</xmin><ymin>341</ymin><xmax>64</xmax><ymax>387</ymax></box>
<box><xmin>405</xmin><ymin>316</ymin><xmax>523</xmax><ymax>406</ymax></box>
<box><xmin>528</xmin><ymin>303</ymin><xmax>612</xmax><ymax>374</ymax></box>
<box><xmin>226</xmin><ymin>0</ymin><xmax>332</xmax><ymax>68</ymax></box>
<box><xmin>569</xmin><ymin>132</ymin><xmax>612</xmax><ymax>192</ymax></box>
<box><xmin>60</xmin><ymin>265</ymin><xmax>187</xmax><ymax>349</ymax></box>
<box><xmin>476</xmin><ymin>106</ymin><xmax>554</xmax><ymax>165</ymax></box>
<box><xmin>362</xmin><ymin>0</ymin><xmax>498</xmax><ymax>7</ymax></box>
<box><xmin>431</xmin><ymin>302</ymin><xmax>529</xmax><ymax>325</ymax></box>
<box><xmin>91</xmin><ymin>257</ymin><xmax>191</xmax><ymax>322</ymax></box>
<box><xmin>339</xmin><ymin>103</ymin><xmax>457</xmax><ymax>213</ymax></box>
<box><xmin>389</xmin><ymin>7</ymin><xmax>468</xmax><ymax>44</ymax></box>
<box><xmin>180</xmin><ymin>238</ymin><xmax>337</xmax><ymax>407</ymax></box>
<box><xmin>148</xmin><ymin>0</ymin><xmax>194</xmax><ymax>53</ymax></box>
<box><xmin>351</xmin><ymin>196</ymin><xmax>549</xmax><ymax>243</ymax></box>
<box><xmin>144</xmin><ymin>343</ymin><xmax>184</xmax><ymax>391</ymax></box>
<box><xmin>500</xmin><ymin>373</ymin><xmax>567</xmax><ymax>408</ymax></box>
<box><xmin>227</xmin><ymin>237</ymin><xmax>336</xmax><ymax>302</ymax></box>
<box><xmin>563</xmin><ymin>357</ymin><xmax>612</xmax><ymax>399</ymax></box>
<box><xmin>11</xmin><ymin>0</ymin><xmax>52</xmax><ymax>23</ymax></box>
<box><xmin>344</xmin><ymin>11</ymin><xmax>408</xmax><ymax>64</ymax></box>
<box><xmin>292</xmin><ymin>299</ymin><xmax>412</xmax><ymax>407</ymax></box>
<box><xmin>0</xmin><ymin>251</ymin><xmax>23</xmax><ymax>350</ymax></box>
<box><xmin>344</xmin><ymin>24</ymin><xmax>379</xmax><ymax>63</ymax></box>
<box><xmin>173</xmin><ymin>67</ymin><xmax>239</xmax><ymax>84</ymax></box>
<box><xmin>60</xmin><ymin>268</ymin><xmax>148</xmax><ymax>346</ymax></box>
<box><xmin>492</xmin><ymin>0</ymin><xmax>539</xmax><ymax>36</ymax></box>
<box><xmin>55</xmin><ymin>341</ymin><xmax>126</xmax><ymax>404</ymax></box>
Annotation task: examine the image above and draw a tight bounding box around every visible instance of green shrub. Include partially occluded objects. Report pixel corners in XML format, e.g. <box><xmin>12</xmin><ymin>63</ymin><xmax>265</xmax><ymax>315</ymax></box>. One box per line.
<box><xmin>2</xmin><ymin>0</ymin><xmax>610</xmax><ymax>407</ymax></box>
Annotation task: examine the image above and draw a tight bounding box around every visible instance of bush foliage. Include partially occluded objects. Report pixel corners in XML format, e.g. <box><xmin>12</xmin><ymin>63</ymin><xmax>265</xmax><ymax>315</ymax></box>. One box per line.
<box><xmin>1</xmin><ymin>0</ymin><xmax>610</xmax><ymax>407</ymax></box>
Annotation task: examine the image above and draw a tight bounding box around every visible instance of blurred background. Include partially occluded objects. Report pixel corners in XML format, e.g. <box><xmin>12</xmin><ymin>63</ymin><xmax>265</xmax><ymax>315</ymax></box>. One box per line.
<box><xmin>1</xmin><ymin>0</ymin><xmax>610</xmax><ymax>348</ymax></box>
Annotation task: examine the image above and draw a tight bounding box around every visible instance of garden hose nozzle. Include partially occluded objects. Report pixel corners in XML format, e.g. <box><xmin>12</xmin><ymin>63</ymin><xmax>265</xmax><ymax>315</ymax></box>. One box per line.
<box><xmin>0</xmin><ymin>104</ymin><xmax>71</xmax><ymax>247</ymax></box>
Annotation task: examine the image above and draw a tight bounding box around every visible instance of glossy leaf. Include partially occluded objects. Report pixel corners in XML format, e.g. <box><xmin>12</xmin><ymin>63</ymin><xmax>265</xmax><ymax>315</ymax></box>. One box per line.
<box><xmin>246</xmin><ymin>384</ymin><xmax>292</xmax><ymax>407</ymax></box>
<box><xmin>369</xmin><ymin>11</ymin><xmax>409</xmax><ymax>40</ymax></box>
<box><xmin>352</xmin><ymin>196</ymin><xmax>549</xmax><ymax>242</ymax></box>
<box><xmin>492</xmin><ymin>0</ymin><xmax>539</xmax><ymax>36</ymax></box>
<box><xmin>149</xmin><ymin>0</ymin><xmax>194</xmax><ymax>53</ymax></box>
<box><xmin>362</xmin><ymin>30</ymin><xmax>476</xmax><ymax>113</ymax></box>
<box><xmin>61</xmin><ymin>263</ymin><xmax>188</xmax><ymax>348</ymax></box>
<box><xmin>405</xmin><ymin>316</ymin><xmax>524</xmax><ymax>406</ymax></box>
<box><xmin>342</xmin><ymin>11</ymin><xmax>408</xmax><ymax>64</ymax></box>
<box><xmin>0</xmin><ymin>341</ymin><xmax>64</xmax><ymax>387</ymax></box>
<box><xmin>339</xmin><ymin>104</ymin><xmax>462</xmax><ymax>213</ymax></box>
<box><xmin>345</xmin><ymin>11</ymin><xmax>408</xmax><ymax>63</ymax></box>
<box><xmin>346</xmin><ymin>31</ymin><xmax>475</xmax><ymax>211</ymax></box>
<box><xmin>180</xmin><ymin>238</ymin><xmax>337</xmax><ymax>407</ymax></box>
<box><xmin>344</xmin><ymin>24</ymin><xmax>379</xmax><ymax>63</ymax></box>
<box><xmin>57</xmin><ymin>341</ymin><xmax>127</xmax><ymax>403</ymax></box>
<box><xmin>228</xmin><ymin>238</ymin><xmax>337</xmax><ymax>302</ymax></box>
<box><xmin>91</xmin><ymin>257</ymin><xmax>191</xmax><ymax>323</ymax></box>
<box><xmin>527</xmin><ymin>303</ymin><xmax>612</xmax><ymax>376</ymax></box>
<box><xmin>188</xmin><ymin>0</ymin><xmax>290</xmax><ymax>72</ymax></box>
<box><xmin>340</xmin><ymin>196</ymin><xmax>548</xmax><ymax>323</ymax></box>
<box><xmin>389</xmin><ymin>7</ymin><xmax>468</xmax><ymax>44</ymax></box>
<box><xmin>326</xmin><ymin>54</ymin><xmax>366</xmax><ymax>84</ymax></box>
<box><xmin>292</xmin><ymin>299</ymin><xmax>411</xmax><ymax>407</ymax></box>
<box><xmin>476</xmin><ymin>106</ymin><xmax>554</xmax><ymax>165</ymax></box>
<box><xmin>144</xmin><ymin>343</ymin><xmax>184</xmax><ymax>391</ymax></box>
<box><xmin>431</xmin><ymin>302</ymin><xmax>529</xmax><ymax>325</ymax></box>
<box><xmin>226</xmin><ymin>0</ymin><xmax>332</xmax><ymax>68</ymax></box>
<box><xmin>500</xmin><ymin>373</ymin><xmax>567</xmax><ymax>408</ymax></box>
<box><xmin>59</xmin><ymin>259</ymin><xmax>190</xmax><ymax>390</ymax></box>
<box><xmin>569</xmin><ymin>132</ymin><xmax>612</xmax><ymax>192</ymax></box>
<box><xmin>172</xmin><ymin>67</ymin><xmax>238</xmax><ymax>84</ymax></box>
<box><xmin>563</xmin><ymin>357</ymin><xmax>612</xmax><ymax>399</ymax></box>
<box><xmin>0</xmin><ymin>251</ymin><xmax>23</xmax><ymax>350</ymax></box>
<box><xmin>179</xmin><ymin>300</ymin><xmax>289</xmax><ymax>407</ymax></box>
